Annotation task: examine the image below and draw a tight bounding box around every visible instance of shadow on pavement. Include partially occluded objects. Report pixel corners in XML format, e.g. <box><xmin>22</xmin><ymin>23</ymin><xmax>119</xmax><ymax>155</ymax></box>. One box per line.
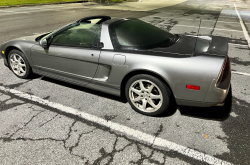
<box><xmin>40</xmin><ymin>76</ymin><xmax>232</xmax><ymax>121</ymax></box>
<box><xmin>178</xmin><ymin>86</ymin><xmax>232</xmax><ymax>121</ymax></box>
<box><xmin>41</xmin><ymin>76</ymin><xmax>127</xmax><ymax>103</ymax></box>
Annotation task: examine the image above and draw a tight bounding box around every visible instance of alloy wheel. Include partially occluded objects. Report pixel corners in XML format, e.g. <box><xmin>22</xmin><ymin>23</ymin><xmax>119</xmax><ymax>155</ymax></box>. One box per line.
<box><xmin>9</xmin><ymin>53</ymin><xmax>27</xmax><ymax>77</ymax></box>
<box><xmin>129</xmin><ymin>79</ymin><xmax>163</xmax><ymax>113</ymax></box>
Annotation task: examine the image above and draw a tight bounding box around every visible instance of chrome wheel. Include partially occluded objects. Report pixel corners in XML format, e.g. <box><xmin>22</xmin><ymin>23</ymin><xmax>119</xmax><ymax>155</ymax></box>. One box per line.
<box><xmin>129</xmin><ymin>79</ymin><xmax>163</xmax><ymax>113</ymax></box>
<box><xmin>9</xmin><ymin>53</ymin><xmax>27</xmax><ymax>77</ymax></box>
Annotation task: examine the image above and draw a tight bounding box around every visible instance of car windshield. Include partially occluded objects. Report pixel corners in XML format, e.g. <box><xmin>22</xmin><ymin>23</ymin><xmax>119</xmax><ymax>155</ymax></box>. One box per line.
<box><xmin>115</xmin><ymin>19</ymin><xmax>175</xmax><ymax>49</ymax></box>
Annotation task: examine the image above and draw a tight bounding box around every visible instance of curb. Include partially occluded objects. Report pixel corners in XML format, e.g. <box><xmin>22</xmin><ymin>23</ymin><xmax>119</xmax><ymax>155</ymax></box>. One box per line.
<box><xmin>0</xmin><ymin>1</ymin><xmax>88</xmax><ymax>9</ymax></box>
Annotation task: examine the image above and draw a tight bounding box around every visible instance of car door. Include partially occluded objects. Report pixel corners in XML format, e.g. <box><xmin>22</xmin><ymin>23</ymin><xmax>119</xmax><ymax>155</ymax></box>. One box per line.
<box><xmin>31</xmin><ymin>19</ymin><xmax>102</xmax><ymax>86</ymax></box>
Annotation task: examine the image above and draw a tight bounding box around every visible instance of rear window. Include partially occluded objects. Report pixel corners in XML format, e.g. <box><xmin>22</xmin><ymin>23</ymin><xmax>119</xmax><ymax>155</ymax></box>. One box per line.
<box><xmin>114</xmin><ymin>19</ymin><xmax>174</xmax><ymax>49</ymax></box>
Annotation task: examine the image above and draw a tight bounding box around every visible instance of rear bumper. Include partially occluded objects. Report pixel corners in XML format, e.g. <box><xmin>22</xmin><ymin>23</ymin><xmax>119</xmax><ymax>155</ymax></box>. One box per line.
<box><xmin>176</xmin><ymin>81</ymin><xmax>231</xmax><ymax>107</ymax></box>
<box><xmin>204</xmin><ymin>79</ymin><xmax>230</xmax><ymax>104</ymax></box>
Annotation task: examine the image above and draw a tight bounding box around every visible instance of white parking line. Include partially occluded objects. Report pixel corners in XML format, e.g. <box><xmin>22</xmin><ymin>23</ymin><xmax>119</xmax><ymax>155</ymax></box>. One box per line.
<box><xmin>149</xmin><ymin>16</ymin><xmax>240</xmax><ymax>24</ymax></box>
<box><xmin>0</xmin><ymin>9</ymin><xmax>30</xmax><ymax>14</ymax></box>
<box><xmin>158</xmin><ymin>12</ymin><xmax>238</xmax><ymax>18</ymax></box>
<box><xmin>0</xmin><ymin>86</ymin><xmax>232</xmax><ymax>165</ymax></box>
<box><xmin>157</xmin><ymin>23</ymin><xmax>243</xmax><ymax>32</ymax></box>
<box><xmin>232</xmin><ymin>71</ymin><xmax>250</xmax><ymax>76</ymax></box>
<box><xmin>228</xmin><ymin>43</ymin><xmax>249</xmax><ymax>47</ymax></box>
<box><xmin>234</xmin><ymin>3</ymin><xmax>250</xmax><ymax>48</ymax></box>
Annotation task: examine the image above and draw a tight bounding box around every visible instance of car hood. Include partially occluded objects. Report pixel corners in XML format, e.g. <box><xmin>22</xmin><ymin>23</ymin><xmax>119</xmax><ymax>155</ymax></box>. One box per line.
<box><xmin>14</xmin><ymin>34</ymin><xmax>41</xmax><ymax>43</ymax></box>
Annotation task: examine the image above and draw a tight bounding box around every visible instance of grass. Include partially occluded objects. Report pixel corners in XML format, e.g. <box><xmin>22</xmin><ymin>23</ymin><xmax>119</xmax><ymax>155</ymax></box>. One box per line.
<box><xmin>0</xmin><ymin>0</ymin><xmax>133</xmax><ymax>6</ymax></box>
<box><xmin>89</xmin><ymin>0</ymin><xmax>132</xmax><ymax>2</ymax></box>
<box><xmin>0</xmin><ymin>0</ymin><xmax>82</xmax><ymax>6</ymax></box>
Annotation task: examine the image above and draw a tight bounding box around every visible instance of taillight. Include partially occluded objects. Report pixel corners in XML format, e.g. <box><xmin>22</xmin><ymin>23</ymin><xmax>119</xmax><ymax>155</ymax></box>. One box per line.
<box><xmin>216</xmin><ymin>56</ymin><xmax>230</xmax><ymax>88</ymax></box>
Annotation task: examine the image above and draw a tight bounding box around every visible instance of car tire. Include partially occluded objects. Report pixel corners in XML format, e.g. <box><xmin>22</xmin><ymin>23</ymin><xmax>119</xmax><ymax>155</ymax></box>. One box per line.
<box><xmin>8</xmin><ymin>49</ymin><xmax>32</xmax><ymax>79</ymax></box>
<box><xmin>125</xmin><ymin>74</ymin><xmax>173</xmax><ymax>116</ymax></box>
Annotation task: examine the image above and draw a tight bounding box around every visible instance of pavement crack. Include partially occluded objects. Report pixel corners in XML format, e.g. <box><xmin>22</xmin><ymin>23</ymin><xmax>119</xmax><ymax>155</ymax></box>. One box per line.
<box><xmin>39</xmin><ymin>114</ymin><xmax>59</xmax><ymax>127</ymax></box>
<box><xmin>154</xmin><ymin>124</ymin><xmax>163</xmax><ymax>137</ymax></box>
<box><xmin>68</xmin><ymin>128</ymin><xmax>97</xmax><ymax>154</ymax></box>
<box><xmin>9</xmin><ymin>110</ymin><xmax>44</xmax><ymax>138</ymax></box>
<box><xmin>0</xmin><ymin>137</ymin><xmax>63</xmax><ymax>143</ymax></box>
<box><xmin>64</xmin><ymin>120</ymin><xmax>77</xmax><ymax>143</ymax></box>
<box><xmin>210</xmin><ymin>8</ymin><xmax>222</xmax><ymax>34</ymax></box>
<box><xmin>92</xmin><ymin>135</ymin><xmax>133</xmax><ymax>164</ymax></box>
<box><xmin>152</xmin><ymin>124</ymin><xmax>163</xmax><ymax>146</ymax></box>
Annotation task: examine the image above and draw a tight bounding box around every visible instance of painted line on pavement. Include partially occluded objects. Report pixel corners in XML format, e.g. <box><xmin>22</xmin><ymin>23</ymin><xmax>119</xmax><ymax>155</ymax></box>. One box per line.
<box><xmin>156</xmin><ymin>23</ymin><xmax>243</xmax><ymax>32</ymax></box>
<box><xmin>0</xmin><ymin>9</ymin><xmax>30</xmax><ymax>14</ymax></box>
<box><xmin>234</xmin><ymin>3</ymin><xmax>250</xmax><ymax>48</ymax></box>
<box><xmin>0</xmin><ymin>86</ymin><xmax>232</xmax><ymax>165</ymax></box>
<box><xmin>159</xmin><ymin>12</ymin><xmax>238</xmax><ymax>18</ymax></box>
<box><xmin>228</xmin><ymin>43</ymin><xmax>249</xmax><ymax>47</ymax></box>
<box><xmin>232</xmin><ymin>71</ymin><xmax>250</xmax><ymax>76</ymax></box>
<box><xmin>149</xmin><ymin>16</ymin><xmax>239</xmax><ymax>24</ymax></box>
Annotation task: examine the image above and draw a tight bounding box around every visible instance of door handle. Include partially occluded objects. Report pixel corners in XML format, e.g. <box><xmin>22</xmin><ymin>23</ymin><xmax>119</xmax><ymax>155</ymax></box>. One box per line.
<box><xmin>91</xmin><ymin>54</ymin><xmax>94</xmax><ymax>56</ymax></box>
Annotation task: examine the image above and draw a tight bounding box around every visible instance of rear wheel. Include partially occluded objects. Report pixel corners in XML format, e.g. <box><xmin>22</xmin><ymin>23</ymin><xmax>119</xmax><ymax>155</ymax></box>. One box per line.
<box><xmin>8</xmin><ymin>49</ymin><xmax>32</xmax><ymax>79</ymax></box>
<box><xmin>125</xmin><ymin>74</ymin><xmax>173</xmax><ymax>116</ymax></box>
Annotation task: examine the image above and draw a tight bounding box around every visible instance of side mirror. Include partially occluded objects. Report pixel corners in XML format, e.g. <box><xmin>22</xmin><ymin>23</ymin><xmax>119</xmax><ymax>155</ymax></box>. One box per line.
<box><xmin>97</xmin><ymin>42</ymin><xmax>104</xmax><ymax>48</ymax></box>
<box><xmin>39</xmin><ymin>38</ymin><xmax>48</xmax><ymax>48</ymax></box>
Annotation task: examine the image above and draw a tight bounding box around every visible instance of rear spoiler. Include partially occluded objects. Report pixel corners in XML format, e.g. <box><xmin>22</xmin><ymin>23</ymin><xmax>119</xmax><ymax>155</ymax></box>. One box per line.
<box><xmin>194</xmin><ymin>35</ymin><xmax>228</xmax><ymax>57</ymax></box>
<box><xmin>206</xmin><ymin>36</ymin><xmax>228</xmax><ymax>56</ymax></box>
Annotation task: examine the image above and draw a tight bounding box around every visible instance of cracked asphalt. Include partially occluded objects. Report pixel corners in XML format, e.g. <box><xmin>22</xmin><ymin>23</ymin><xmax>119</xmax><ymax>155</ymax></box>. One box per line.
<box><xmin>0</xmin><ymin>93</ymin><xmax>199</xmax><ymax>165</ymax></box>
<box><xmin>0</xmin><ymin>0</ymin><xmax>250</xmax><ymax>164</ymax></box>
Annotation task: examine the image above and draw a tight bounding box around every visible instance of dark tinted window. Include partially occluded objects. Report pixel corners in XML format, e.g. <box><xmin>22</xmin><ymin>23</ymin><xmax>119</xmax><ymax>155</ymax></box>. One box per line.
<box><xmin>51</xmin><ymin>19</ymin><xmax>101</xmax><ymax>47</ymax></box>
<box><xmin>115</xmin><ymin>19</ymin><xmax>174</xmax><ymax>48</ymax></box>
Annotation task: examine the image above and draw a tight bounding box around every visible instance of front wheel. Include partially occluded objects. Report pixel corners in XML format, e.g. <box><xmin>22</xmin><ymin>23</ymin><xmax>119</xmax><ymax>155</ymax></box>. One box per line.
<box><xmin>8</xmin><ymin>49</ymin><xmax>32</xmax><ymax>79</ymax></box>
<box><xmin>125</xmin><ymin>74</ymin><xmax>173</xmax><ymax>116</ymax></box>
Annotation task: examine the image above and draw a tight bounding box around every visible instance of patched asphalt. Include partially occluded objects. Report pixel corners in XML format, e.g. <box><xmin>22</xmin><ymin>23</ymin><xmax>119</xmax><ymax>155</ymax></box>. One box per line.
<box><xmin>0</xmin><ymin>0</ymin><xmax>250</xmax><ymax>164</ymax></box>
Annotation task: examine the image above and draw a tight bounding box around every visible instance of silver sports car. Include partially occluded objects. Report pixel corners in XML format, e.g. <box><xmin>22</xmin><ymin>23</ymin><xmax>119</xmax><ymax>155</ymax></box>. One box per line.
<box><xmin>0</xmin><ymin>16</ymin><xmax>231</xmax><ymax>116</ymax></box>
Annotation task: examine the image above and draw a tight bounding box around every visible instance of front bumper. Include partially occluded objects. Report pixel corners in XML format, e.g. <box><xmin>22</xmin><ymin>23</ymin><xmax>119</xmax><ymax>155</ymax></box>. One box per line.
<box><xmin>0</xmin><ymin>45</ymin><xmax>9</xmax><ymax>67</ymax></box>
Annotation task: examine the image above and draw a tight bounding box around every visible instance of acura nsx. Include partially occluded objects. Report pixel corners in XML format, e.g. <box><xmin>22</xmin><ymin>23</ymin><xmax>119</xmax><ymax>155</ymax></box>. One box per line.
<box><xmin>0</xmin><ymin>16</ymin><xmax>231</xmax><ymax>116</ymax></box>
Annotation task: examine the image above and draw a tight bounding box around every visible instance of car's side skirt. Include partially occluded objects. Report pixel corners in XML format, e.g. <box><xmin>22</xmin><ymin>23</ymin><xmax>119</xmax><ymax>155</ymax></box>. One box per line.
<box><xmin>32</xmin><ymin>68</ymin><xmax>121</xmax><ymax>97</ymax></box>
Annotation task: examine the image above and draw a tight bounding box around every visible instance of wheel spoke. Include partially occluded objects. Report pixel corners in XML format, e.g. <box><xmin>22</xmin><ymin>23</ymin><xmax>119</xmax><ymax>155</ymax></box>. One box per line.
<box><xmin>148</xmin><ymin>98</ymin><xmax>157</xmax><ymax>108</ymax></box>
<box><xmin>17</xmin><ymin>58</ymin><xmax>22</xmax><ymax>63</ymax></box>
<box><xmin>132</xmin><ymin>96</ymin><xmax>141</xmax><ymax>102</ymax></box>
<box><xmin>150</xmin><ymin>93</ymin><xmax>161</xmax><ymax>99</ymax></box>
<box><xmin>142</xmin><ymin>99</ymin><xmax>147</xmax><ymax>110</ymax></box>
<box><xmin>139</xmin><ymin>81</ymin><xmax>145</xmax><ymax>91</ymax></box>
<box><xmin>17</xmin><ymin>69</ymin><xmax>21</xmax><ymax>75</ymax></box>
<box><xmin>20</xmin><ymin>67</ymin><xmax>25</xmax><ymax>73</ymax></box>
<box><xmin>147</xmin><ymin>84</ymin><xmax>154</xmax><ymax>93</ymax></box>
<box><xmin>13</xmin><ymin>55</ymin><xmax>18</xmax><ymax>62</ymax></box>
<box><xmin>19</xmin><ymin>63</ymin><xmax>25</xmax><ymax>67</ymax></box>
<box><xmin>131</xmin><ymin>87</ymin><xmax>141</xmax><ymax>95</ymax></box>
<box><xmin>10</xmin><ymin>59</ymin><xmax>15</xmax><ymax>63</ymax></box>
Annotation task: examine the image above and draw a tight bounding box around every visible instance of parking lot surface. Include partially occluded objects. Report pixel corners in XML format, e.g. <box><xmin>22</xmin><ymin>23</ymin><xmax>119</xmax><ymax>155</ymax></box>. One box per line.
<box><xmin>0</xmin><ymin>0</ymin><xmax>250</xmax><ymax>164</ymax></box>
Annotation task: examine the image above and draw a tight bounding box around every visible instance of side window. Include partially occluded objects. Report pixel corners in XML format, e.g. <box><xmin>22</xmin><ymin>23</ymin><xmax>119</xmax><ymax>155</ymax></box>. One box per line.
<box><xmin>51</xmin><ymin>19</ymin><xmax>101</xmax><ymax>47</ymax></box>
